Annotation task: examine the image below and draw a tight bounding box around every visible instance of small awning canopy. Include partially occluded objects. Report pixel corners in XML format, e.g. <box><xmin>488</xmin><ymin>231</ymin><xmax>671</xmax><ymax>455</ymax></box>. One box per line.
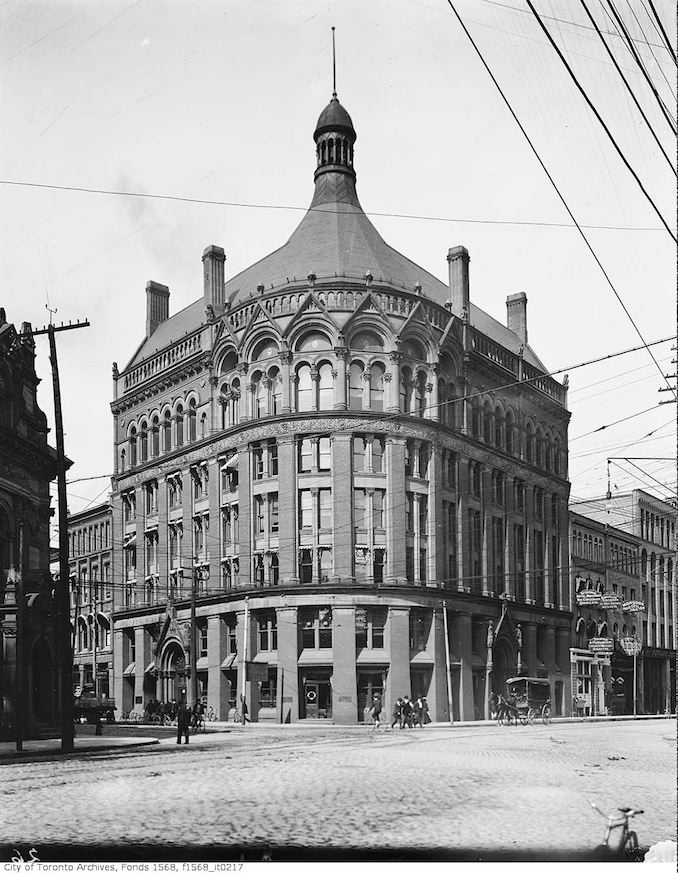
<box><xmin>196</xmin><ymin>657</ymin><xmax>209</xmax><ymax>670</ymax></box>
<box><xmin>224</xmin><ymin>454</ymin><xmax>239</xmax><ymax>471</ymax></box>
<box><xmin>144</xmin><ymin>661</ymin><xmax>155</xmax><ymax>673</ymax></box>
<box><xmin>123</xmin><ymin>662</ymin><xmax>136</xmax><ymax>676</ymax></box>
<box><xmin>221</xmin><ymin>653</ymin><xmax>237</xmax><ymax>669</ymax></box>
<box><xmin>123</xmin><ymin>533</ymin><xmax>137</xmax><ymax>549</ymax></box>
<box><xmin>253</xmin><ymin>652</ymin><xmax>278</xmax><ymax>665</ymax></box>
<box><xmin>409</xmin><ymin>651</ymin><xmax>435</xmax><ymax>665</ymax></box>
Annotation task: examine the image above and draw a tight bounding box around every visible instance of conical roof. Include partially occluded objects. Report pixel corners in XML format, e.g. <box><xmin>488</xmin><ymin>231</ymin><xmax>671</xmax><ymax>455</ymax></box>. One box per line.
<box><xmin>314</xmin><ymin>96</ymin><xmax>356</xmax><ymax>139</ymax></box>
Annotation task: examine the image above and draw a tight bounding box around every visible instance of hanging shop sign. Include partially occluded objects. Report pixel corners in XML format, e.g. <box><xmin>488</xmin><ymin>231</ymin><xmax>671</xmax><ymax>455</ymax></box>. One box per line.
<box><xmin>588</xmin><ymin>637</ymin><xmax>614</xmax><ymax>654</ymax></box>
<box><xmin>576</xmin><ymin>590</ymin><xmax>603</xmax><ymax>607</ymax></box>
<box><xmin>601</xmin><ymin>593</ymin><xmax>623</xmax><ymax>610</ymax></box>
<box><xmin>621</xmin><ymin>600</ymin><xmax>645</xmax><ymax>613</ymax></box>
<box><xmin>619</xmin><ymin>637</ymin><xmax>642</xmax><ymax>657</ymax></box>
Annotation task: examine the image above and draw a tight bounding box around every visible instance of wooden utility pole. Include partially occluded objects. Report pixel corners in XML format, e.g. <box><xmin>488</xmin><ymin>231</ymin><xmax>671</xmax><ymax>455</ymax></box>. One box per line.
<box><xmin>26</xmin><ymin>317</ymin><xmax>90</xmax><ymax>754</ymax></box>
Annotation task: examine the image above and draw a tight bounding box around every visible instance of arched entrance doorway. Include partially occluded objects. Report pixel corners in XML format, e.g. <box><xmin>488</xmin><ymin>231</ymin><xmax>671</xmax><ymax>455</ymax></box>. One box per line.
<box><xmin>32</xmin><ymin>637</ymin><xmax>54</xmax><ymax>723</ymax></box>
<box><xmin>159</xmin><ymin>640</ymin><xmax>188</xmax><ymax>704</ymax></box>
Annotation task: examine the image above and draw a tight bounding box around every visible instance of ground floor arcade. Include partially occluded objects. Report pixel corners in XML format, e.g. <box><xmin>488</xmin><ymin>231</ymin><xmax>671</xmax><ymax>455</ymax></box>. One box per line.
<box><xmin>112</xmin><ymin>590</ymin><xmax>573</xmax><ymax>724</ymax></box>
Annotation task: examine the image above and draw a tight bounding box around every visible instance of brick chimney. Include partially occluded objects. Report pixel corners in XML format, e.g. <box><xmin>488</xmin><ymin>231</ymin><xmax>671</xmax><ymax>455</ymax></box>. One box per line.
<box><xmin>447</xmin><ymin>246</ymin><xmax>470</xmax><ymax>317</ymax></box>
<box><xmin>506</xmin><ymin>292</ymin><xmax>528</xmax><ymax>344</ymax></box>
<box><xmin>146</xmin><ymin>281</ymin><xmax>169</xmax><ymax>337</ymax></box>
<box><xmin>203</xmin><ymin>245</ymin><xmax>226</xmax><ymax>311</ymax></box>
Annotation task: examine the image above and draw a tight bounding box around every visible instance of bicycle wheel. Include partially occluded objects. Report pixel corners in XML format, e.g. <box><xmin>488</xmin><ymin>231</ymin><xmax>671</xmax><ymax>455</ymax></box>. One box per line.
<box><xmin>624</xmin><ymin>831</ymin><xmax>643</xmax><ymax>861</ymax></box>
<box><xmin>542</xmin><ymin>704</ymin><xmax>551</xmax><ymax>725</ymax></box>
<box><xmin>232</xmin><ymin>709</ymin><xmax>241</xmax><ymax>723</ymax></box>
<box><xmin>526</xmin><ymin>707</ymin><xmax>537</xmax><ymax>725</ymax></box>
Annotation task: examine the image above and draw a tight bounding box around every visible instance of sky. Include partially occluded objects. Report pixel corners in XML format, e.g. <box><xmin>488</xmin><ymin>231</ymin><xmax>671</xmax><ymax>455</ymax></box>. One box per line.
<box><xmin>0</xmin><ymin>0</ymin><xmax>675</xmax><ymax>539</ymax></box>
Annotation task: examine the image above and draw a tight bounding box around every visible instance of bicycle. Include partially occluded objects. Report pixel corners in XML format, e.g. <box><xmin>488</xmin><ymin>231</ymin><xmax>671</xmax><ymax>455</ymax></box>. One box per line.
<box><xmin>590</xmin><ymin>801</ymin><xmax>644</xmax><ymax>860</ymax></box>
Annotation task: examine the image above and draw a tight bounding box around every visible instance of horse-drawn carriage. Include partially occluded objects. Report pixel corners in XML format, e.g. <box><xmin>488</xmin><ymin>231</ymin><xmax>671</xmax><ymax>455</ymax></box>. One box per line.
<box><xmin>498</xmin><ymin>676</ymin><xmax>551</xmax><ymax>726</ymax></box>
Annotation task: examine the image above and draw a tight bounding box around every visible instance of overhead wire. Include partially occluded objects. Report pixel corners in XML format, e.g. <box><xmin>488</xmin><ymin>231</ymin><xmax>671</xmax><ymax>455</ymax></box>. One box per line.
<box><xmin>444</xmin><ymin>0</ymin><xmax>676</xmax><ymax>403</ymax></box>
<box><xmin>579</xmin><ymin>0</ymin><xmax>676</xmax><ymax>176</ymax></box>
<box><xmin>526</xmin><ymin>0</ymin><xmax>676</xmax><ymax>238</ymax></box>
<box><xmin>0</xmin><ymin>178</ymin><xmax>663</xmax><ymax>233</ymax></box>
<box><xmin>623</xmin><ymin>0</ymin><xmax>677</xmax><ymax>97</ymax></box>
<box><xmin>603</xmin><ymin>0</ymin><xmax>677</xmax><ymax>131</ymax></box>
<box><xmin>644</xmin><ymin>0</ymin><xmax>677</xmax><ymax>63</ymax></box>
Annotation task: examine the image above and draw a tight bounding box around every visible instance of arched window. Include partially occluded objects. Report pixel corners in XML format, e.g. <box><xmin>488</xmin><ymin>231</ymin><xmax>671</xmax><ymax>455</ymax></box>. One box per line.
<box><xmin>536</xmin><ymin>427</ymin><xmax>544</xmax><ymax>467</ymax></box>
<box><xmin>505</xmin><ymin>410</ymin><xmax>515</xmax><ymax>454</ymax></box>
<box><xmin>401</xmin><ymin>367</ymin><xmax>412</xmax><ymax>413</ymax></box>
<box><xmin>175</xmin><ymin>404</ymin><xmax>184</xmax><ymax>447</ymax></box>
<box><xmin>471</xmin><ymin>398</ymin><xmax>481</xmax><ymax>438</ymax></box>
<box><xmin>163</xmin><ymin>411</ymin><xmax>172</xmax><ymax>452</ymax></box>
<box><xmin>140</xmin><ymin>422</ymin><xmax>148</xmax><ymax>462</ymax></box>
<box><xmin>526</xmin><ymin>422</ymin><xmax>535</xmax><ymax>464</ymax></box>
<box><xmin>370</xmin><ymin>363</ymin><xmax>385</xmax><ymax>411</ymax></box>
<box><xmin>129</xmin><ymin>427</ymin><xmax>138</xmax><ymax>467</ymax></box>
<box><xmin>483</xmin><ymin>401</ymin><xmax>493</xmax><ymax>443</ymax></box>
<box><xmin>318</xmin><ymin>363</ymin><xmax>334</xmax><ymax>410</ymax></box>
<box><xmin>151</xmin><ymin>416</ymin><xmax>160</xmax><ymax>456</ymax></box>
<box><xmin>252</xmin><ymin>373</ymin><xmax>266</xmax><ymax>418</ymax></box>
<box><xmin>494</xmin><ymin>407</ymin><xmax>504</xmax><ymax>449</ymax></box>
<box><xmin>349</xmin><ymin>363</ymin><xmax>364</xmax><ymax>410</ymax></box>
<box><xmin>188</xmin><ymin>398</ymin><xmax>197</xmax><ymax>441</ymax></box>
<box><xmin>268</xmin><ymin>367</ymin><xmax>282</xmax><ymax>415</ymax></box>
<box><xmin>296</xmin><ymin>364</ymin><xmax>313</xmax><ymax>412</ymax></box>
<box><xmin>416</xmin><ymin>372</ymin><xmax>427</xmax><ymax>417</ymax></box>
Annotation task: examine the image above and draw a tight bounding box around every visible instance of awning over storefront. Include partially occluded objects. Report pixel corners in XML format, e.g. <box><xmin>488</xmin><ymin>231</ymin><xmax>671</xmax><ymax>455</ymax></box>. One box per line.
<box><xmin>144</xmin><ymin>661</ymin><xmax>155</xmax><ymax>673</ymax></box>
<box><xmin>357</xmin><ymin>650</ymin><xmax>390</xmax><ymax>665</ymax></box>
<box><xmin>123</xmin><ymin>662</ymin><xmax>136</xmax><ymax>676</ymax></box>
<box><xmin>298</xmin><ymin>650</ymin><xmax>333</xmax><ymax>665</ymax></box>
<box><xmin>196</xmin><ymin>657</ymin><xmax>209</xmax><ymax>670</ymax></box>
<box><xmin>123</xmin><ymin>534</ymin><xmax>136</xmax><ymax>549</ymax></box>
<box><xmin>410</xmin><ymin>651</ymin><xmax>435</xmax><ymax>665</ymax></box>
<box><xmin>253</xmin><ymin>652</ymin><xmax>278</xmax><ymax>665</ymax></box>
<box><xmin>224</xmin><ymin>454</ymin><xmax>239</xmax><ymax>471</ymax></box>
<box><xmin>220</xmin><ymin>654</ymin><xmax>237</xmax><ymax>669</ymax></box>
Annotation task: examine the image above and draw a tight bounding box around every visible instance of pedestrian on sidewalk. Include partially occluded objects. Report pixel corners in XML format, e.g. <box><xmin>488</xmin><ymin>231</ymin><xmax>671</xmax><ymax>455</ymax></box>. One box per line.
<box><xmin>422</xmin><ymin>696</ymin><xmax>430</xmax><ymax>725</ymax></box>
<box><xmin>176</xmin><ymin>703</ymin><xmax>191</xmax><ymax>745</ymax></box>
<box><xmin>400</xmin><ymin>695</ymin><xmax>413</xmax><ymax>729</ymax></box>
<box><xmin>413</xmin><ymin>696</ymin><xmax>424</xmax><ymax>727</ymax></box>
<box><xmin>391</xmin><ymin>697</ymin><xmax>403</xmax><ymax>730</ymax></box>
<box><xmin>368</xmin><ymin>693</ymin><xmax>382</xmax><ymax>731</ymax></box>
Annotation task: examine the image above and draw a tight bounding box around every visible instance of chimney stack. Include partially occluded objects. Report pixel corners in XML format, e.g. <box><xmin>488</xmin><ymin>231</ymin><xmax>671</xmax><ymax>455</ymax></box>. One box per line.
<box><xmin>506</xmin><ymin>292</ymin><xmax>528</xmax><ymax>345</ymax></box>
<box><xmin>146</xmin><ymin>281</ymin><xmax>169</xmax><ymax>337</ymax></box>
<box><xmin>203</xmin><ymin>245</ymin><xmax>226</xmax><ymax>311</ymax></box>
<box><xmin>447</xmin><ymin>246</ymin><xmax>470</xmax><ymax>317</ymax></box>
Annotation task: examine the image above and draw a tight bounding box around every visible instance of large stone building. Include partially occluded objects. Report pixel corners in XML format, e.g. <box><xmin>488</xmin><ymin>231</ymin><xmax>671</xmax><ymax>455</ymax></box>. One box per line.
<box><xmin>0</xmin><ymin>309</ymin><xmax>62</xmax><ymax>740</ymax></box>
<box><xmin>67</xmin><ymin>502</ymin><xmax>114</xmax><ymax>698</ymax></box>
<box><xmin>573</xmin><ymin>491</ymin><xmax>676</xmax><ymax>715</ymax></box>
<box><xmin>110</xmin><ymin>93</ymin><xmax>572</xmax><ymax>723</ymax></box>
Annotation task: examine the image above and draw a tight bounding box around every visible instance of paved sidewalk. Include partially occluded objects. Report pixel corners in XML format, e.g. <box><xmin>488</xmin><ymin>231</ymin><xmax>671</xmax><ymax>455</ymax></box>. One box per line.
<box><xmin>0</xmin><ymin>735</ymin><xmax>159</xmax><ymax>763</ymax></box>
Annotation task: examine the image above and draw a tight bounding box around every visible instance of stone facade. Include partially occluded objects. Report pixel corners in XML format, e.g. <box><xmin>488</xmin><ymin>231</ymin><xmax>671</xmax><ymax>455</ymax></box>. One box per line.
<box><xmin>0</xmin><ymin>308</ymin><xmax>61</xmax><ymax>739</ymax></box>
<box><xmin>67</xmin><ymin>502</ymin><xmax>113</xmax><ymax>700</ymax></box>
<box><xmin>572</xmin><ymin>492</ymin><xmax>676</xmax><ymax>715</ymax></box>
<box><xmin>109</xmin><ymin>95</ymin><xmax>572</xmax><ymax>723</ymax></box>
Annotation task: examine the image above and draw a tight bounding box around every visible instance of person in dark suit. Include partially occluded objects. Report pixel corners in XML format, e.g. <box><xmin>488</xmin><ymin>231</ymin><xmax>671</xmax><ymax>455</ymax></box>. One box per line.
<box><xmin>176</xmin><ymin>702</ymin><xmax>191</xmax><ymax>744</ymax></box>
<box><xmin>400</xmin><ymin>695</ymin><xmax>413</xmax><ymax>729</ymax></box>
<box><xmin>391</xmin><ymin>697</ymin><xmax>403</xmax><ymax>730</ymax></box>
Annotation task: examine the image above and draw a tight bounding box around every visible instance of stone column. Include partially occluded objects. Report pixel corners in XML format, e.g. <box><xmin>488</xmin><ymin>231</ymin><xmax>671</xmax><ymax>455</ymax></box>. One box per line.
<box><xmin>524</xmin><ymin>622</ymin><xmax>538</xmax><ymax>675</ymax></box>
<box><xmin>481</xmin><ymin>467</ymin><xmax>490</xmax><ymax>597</ymax></box>
<box><xmin>332</xmin><ymin>434</ymin><xmax>353</xmax><ymax>582</ymax></box>
<box><xmin>428</xmin><ymin>365</ymin><xmax>439</xmax><ymax>422</ymax></box>
<box><xmin>281</xmin><ymin>350</ymin><xmax>292</xmax><ymax>414</ymax></box>
<box><xmin>431</xmin><ymin>607</ymin><xmax>450</xmax><ymax>721</ymax></box>
<box><xmin>455</xmin><ymin>611</ymin><xmax>474</xmax><ymax>721</ymax></box>
<box><xmin>134</xmin><ymin>626</ymin><xmax>152</xmax><ymax>710</ymax></box>
<box><xmin>276</xmin><ymin>606</ymin><xmax>299</xmax><ymax>724</ymax></box>
<box><xmin>113</xmin><ymin>629</ymin><xmax>128</xmax><ymax>714</ymax></box>
<box><xmin>208</xmin><ymin>459</ymin><xmax>220</xmax><ymax>585</ymax></box>
<box><xmin>388</xmin><ymin>352</ymin><xmax>402</xmax><ymax>413</ymax></box>
<box><xmin>386</xmin><ymin>438</ymin><xmax>407</xmax><ymax>583</ymax></box>
<box><xmin>277</xmin><ymin>437</ymin><xmax>297</xmax><ymax>584</ymax></box>
<box><xmin>207</xmin><ymin>615</ymin><xmax>230</xmax><ymax>720</ymax></box>
<box><xmin>237</xmin><ymin>445</ymin><xmax>251</xmax><ymax>588</ymax></box>
<box><xmin>237</xmin><ymin>363</ymin><xmax>249</xmax><ymax>422</ymax></box>
<box><xmin>429</xmin><ymin>444</ymin><xmax>443</xmax><ymax>587</ymax></box>
<box><xmin>457</xmin><ymin>464</ymin><xmax>469</xmax><ymax>593</ymax></box>
<box><xmin>334</xmin><ymin>347</ymin><xmax>348</xmax><ymax>410</ymax></box>
<box><xmin>387</xmin><ymin>606</ymin><xmax>410</xmax><ymax>713</ymax></box>
<box><xmin>332</xmin><ymin>605</ymin><xmax>357</xmax><ymax>724</ymax></box>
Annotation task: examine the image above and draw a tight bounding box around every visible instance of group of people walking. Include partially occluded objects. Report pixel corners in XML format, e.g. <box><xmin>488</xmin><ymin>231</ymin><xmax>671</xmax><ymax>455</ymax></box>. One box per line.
<box><xmin>368</xmin><ymin>694</ymin><xmax>430</xmax><ymax>730</ymax></box>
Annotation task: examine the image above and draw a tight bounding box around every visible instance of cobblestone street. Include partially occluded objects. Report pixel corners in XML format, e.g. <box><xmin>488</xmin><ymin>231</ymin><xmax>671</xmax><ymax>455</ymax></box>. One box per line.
<box><xmin>1</xmin><ymin>719</ymin><xmax>675</xmax><ymax>861</ymax></box>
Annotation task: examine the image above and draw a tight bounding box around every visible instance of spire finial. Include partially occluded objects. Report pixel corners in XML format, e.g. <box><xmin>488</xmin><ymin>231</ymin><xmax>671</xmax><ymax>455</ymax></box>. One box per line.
<box><xmin>331</xmin><ymin>26</ymin><xmax>337</xmax><ymax>98</ymax></box>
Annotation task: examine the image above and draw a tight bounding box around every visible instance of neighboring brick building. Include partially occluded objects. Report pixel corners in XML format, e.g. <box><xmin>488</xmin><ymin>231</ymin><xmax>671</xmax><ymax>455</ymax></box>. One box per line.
<box><xmin>67</xmin><ymin>502</ymin><xmax>114</xmax><ymax>699</ymax></box>
<box><xmin>573</xmin><ymin>491</ymin><xmax>676</xmax><ymax>715</ymax></box>
<box><xmin>109</xmin><ymin>93</ymin><xmax>572</xmax><ymax>723</ymax></box>
<box><xmin>0</xmin><ymin>309</ymin><xmax>61</xmax><ymax>739</ymax></box>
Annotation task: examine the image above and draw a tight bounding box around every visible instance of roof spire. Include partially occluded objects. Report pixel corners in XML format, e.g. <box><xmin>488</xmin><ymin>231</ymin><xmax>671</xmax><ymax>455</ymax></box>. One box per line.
<box><xmin>331</xmin><ymin>26</ymin><xmax>337</xmax><ymax>98</ymax></box>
